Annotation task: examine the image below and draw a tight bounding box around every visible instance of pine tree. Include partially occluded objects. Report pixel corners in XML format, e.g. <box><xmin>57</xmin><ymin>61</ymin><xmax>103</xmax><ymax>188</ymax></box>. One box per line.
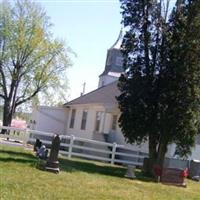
<box><xmin>159</xmin><ymin>0</ymin><xmax>200</xmax><ymax>157</ymax></box>
<box><xmin>117</xmin><ymin>0</ymin><xmax>200</xmax><ymax>175</ymax></box>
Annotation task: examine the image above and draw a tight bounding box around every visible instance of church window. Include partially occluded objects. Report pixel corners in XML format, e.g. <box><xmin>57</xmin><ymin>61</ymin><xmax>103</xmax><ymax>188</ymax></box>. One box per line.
<box><xmin>95</xmin><ymin>111</ymin><xmax>102</xmax><ymax>132</ymax></box>
<box><xmin>81</xmin><ymin>109</ymin><xmax>88</xmax><ymax>130</ymax></box>
<box><xmin>69</xmin><ymin>109</ymin><xmax>76</xmax><ymax>129</ymax></box>
<box><xmin>111</xmin><ymin>115</ymin><xmax>118</xmax><ymax>131</ymax></box>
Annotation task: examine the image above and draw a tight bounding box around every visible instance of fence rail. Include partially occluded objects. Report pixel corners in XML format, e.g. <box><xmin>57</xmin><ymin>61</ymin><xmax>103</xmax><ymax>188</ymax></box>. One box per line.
<box><xmin>0</xmin><ymin>126</ymin><xmax>147</xmax><ymax>166</ymax></box>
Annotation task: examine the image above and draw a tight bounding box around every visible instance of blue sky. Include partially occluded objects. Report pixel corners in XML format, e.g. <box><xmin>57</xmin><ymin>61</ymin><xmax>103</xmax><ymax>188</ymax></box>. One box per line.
<box><xmin>37</xmin><ymin>0</ymin><xmax>122</xmax><ymax>100</ymax></box>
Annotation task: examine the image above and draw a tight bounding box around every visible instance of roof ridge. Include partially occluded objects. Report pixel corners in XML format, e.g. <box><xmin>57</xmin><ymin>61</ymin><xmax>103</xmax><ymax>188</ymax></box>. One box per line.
<box><xmin>64</xmin><ymin>81</ymin><xmax>118</xmax><ymax>106</ymax></box>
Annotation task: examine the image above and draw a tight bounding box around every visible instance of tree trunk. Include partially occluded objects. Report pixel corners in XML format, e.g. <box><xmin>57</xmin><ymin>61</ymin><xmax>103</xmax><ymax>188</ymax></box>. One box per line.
<box><xmin>143</xmin><ymin>135</ymin><xmax>158</xmax><ymax>176</ymax></box>
<box><xmin>143</xmin><ymin>136</ymin><xmax>169</xmax><ymax>178</ymax></box>
<box><xmin>1</xmin><ymin>79</ymin><xmax>18</xmax><ymax>134</ymax></box>
<box><xmin>156</xmin><ymin>140</ymin><xmax>168</xmax><ymax>168</ymax></box>
<box><xmin>1</xmin><ymin>100</ymin><xmax>12</xmax><ymax>134</ymax></box>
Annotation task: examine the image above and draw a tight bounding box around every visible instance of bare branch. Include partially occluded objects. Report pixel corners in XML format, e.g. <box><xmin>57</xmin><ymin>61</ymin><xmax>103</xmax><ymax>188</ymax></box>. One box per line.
<box><xmin>15</xmin><ymin>86</ymin><xmax>42</xmax><ymax>107</ymax></box>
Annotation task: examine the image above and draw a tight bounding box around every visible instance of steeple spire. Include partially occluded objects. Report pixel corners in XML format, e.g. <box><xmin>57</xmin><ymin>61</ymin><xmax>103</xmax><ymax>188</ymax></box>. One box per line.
<box><xmin>98</xmin><ymin>29</ymin><xmax>124</xmax><ymax>88</ymax></box>
<box><xmin>109</xmin><ymin>28</ymin><xmax>123</xmax><ymax>50</ymax></box>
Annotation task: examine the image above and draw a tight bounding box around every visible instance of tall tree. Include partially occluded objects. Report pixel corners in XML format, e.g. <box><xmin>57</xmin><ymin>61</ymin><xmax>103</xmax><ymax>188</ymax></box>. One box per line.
<box><xmin>0</xmin><ymin>0</ymin><xmax>70</xmax><ymax>131</ymax></box>
<box><xmin>117</xmin><ymin>0</ymin><xmax>200</xmax><ymax>175</ymax></box>
<box><xmin>159</xmin><ymin>0</ymin><xmax>200</xmax><ymax>157</ymax></box>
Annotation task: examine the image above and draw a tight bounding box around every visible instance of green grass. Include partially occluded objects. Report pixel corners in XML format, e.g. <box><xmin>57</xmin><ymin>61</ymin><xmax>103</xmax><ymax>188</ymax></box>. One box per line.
<box><xmin>0</xmin><ymin>145</ymin><xmax>199</xmax><ymax>200</ymax></box>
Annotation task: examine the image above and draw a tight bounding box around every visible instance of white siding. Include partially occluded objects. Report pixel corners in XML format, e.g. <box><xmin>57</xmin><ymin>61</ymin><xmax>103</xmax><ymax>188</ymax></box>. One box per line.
<box><xmin>98</xmin><ymin>75</ymin><xmax>118</xmax><ymax>88</ymax></box>
<box><xmin>189</xmin><ymin>145</ymin><xmax>200</xmax><ymax>160</ymax></box>
<box><xmin>166</xmin><ymin>143</ymin><xmax>200</xmax><ymax>160</ymax></box>
<box><xmin>31</xmin><ymin>106</ymin><xmax>69</xmax><ymax>135</ymax></box>
<box><xmin>31</xmin><ymin>104</ymin><xmax>200</xmax><ymax>159</ymax></box>
<box><xmin>66</xmin><ymin>105</ymin><xmax>105</xmax><ymax>139</ymax></box>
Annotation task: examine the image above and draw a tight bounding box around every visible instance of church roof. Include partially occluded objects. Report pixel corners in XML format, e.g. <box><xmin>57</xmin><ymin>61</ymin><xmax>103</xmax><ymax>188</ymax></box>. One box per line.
<box><xmin>65</xmin><ymin>81</ymin><xmax>120</xmax><ymax>106</ymax></box>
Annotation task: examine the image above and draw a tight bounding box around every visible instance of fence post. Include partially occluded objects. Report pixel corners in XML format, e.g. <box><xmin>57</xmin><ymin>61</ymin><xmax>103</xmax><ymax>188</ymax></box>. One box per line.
<box><xmin>68</xmin><ymin>135</ymin><xmax>75</xmax><ymax>158</ymax></box>
<box><xmin>23</xmin><ymin>129</ymin><xmax>29</xmax><ymax>147</ymax></box>
<box><xmin>111</xmin><ymin>142</ymin><xmax>117</xmax><ymax>165</ymax></box>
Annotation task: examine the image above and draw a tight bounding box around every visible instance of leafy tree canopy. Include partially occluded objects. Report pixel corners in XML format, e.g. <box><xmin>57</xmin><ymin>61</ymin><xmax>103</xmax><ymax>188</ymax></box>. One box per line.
<box><xmin>0</xmin><ymin>0</ymin><xmax>71</xmax><ymax>128</ymax></box>
<box><xmin>117</xmin><ymin>0</ymin><xmax>200</xmax><ymax>173</ymax></box>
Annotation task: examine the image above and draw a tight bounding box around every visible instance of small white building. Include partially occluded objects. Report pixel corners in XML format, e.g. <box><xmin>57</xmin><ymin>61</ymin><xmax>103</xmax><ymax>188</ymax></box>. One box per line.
<box><xmin>31</xmin><ymin>31</ymin><xmax>200</xmax><ymax>160</ymax></box>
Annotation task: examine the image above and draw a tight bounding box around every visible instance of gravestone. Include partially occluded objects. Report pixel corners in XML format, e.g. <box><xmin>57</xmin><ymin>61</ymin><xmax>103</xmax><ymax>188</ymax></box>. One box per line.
<box><xmin>125</xmin><ymin>165</ymin><xmax>136</xmax><ymax>179</ymax></box>
<box><xmin>34</xmin><ymin>138</ymin><xmax>42</xmax><ymax>152</ymax></box>
<box><xmin>189</xmin><ymin>160</ymin><xmax>200</xmax><ymax>179</ymax></box>
<box><xmin>45</xmin><ymin>134</ymin><xmax>60</xmax><ymax>173</ymax></box>
<box><xmin>161</xmin><ymin>168</ymin><xmax>187</xmax><ymax>187</ymax></box>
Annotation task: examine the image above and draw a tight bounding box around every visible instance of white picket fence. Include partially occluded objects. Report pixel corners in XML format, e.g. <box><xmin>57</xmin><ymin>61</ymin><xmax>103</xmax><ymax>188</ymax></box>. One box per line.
<box><xmin>0</xmin><ymin>126</ymin><xmax>147</xmax><ymax>166</ymax></box>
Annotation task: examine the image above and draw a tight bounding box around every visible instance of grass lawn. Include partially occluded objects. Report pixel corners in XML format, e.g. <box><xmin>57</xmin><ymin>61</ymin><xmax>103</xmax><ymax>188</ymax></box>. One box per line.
<box><xmin>0</xmin><ymin>145</ymin><xmax>199</xmax><ymax>200</ymax></box>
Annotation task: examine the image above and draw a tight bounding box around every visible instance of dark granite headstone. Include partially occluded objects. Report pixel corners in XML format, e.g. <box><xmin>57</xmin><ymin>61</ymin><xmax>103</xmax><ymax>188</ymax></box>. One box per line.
<box><xmin>189</xmin><ymin>160</ymin><xmax>200</xmax><ymax>178</ymax></box>
<box><xmin>45</xmin><ymin>134</ymin><xmax>60</xmax><ymax>173</ymax></box>
<box><xmin>34</xmin><ymin>138</ymin><xmax>42</xmax><ymax>152</ymax></box>
<box><xmin>161</xmin><ymin>168</ymin><xmax>187</xmax><ymax>187</ymax></box>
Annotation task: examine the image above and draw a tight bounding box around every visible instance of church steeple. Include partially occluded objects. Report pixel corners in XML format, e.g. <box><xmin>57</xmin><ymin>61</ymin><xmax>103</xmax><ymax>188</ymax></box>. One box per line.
<box><xmin>98</xmin><ymin>29</ymin><xmax>124</xmax><ymax>88</ymax></box>
<box><xmin>109</xmin><ymin>28</ymin><xmax>123</xmax><ymax>49</ymax></box>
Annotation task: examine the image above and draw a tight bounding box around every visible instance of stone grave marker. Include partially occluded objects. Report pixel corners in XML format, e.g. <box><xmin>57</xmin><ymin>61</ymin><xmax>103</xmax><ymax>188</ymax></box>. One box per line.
<box><xmin>125</xmin><ymin>165</ymin><xmax>136</xmax><ymax>179</ymax></box>
<box><xmin>189</xmin><ymin>160</ymin><xmax>200</xmax><ymax>179</ymax></box>
<box><xmin>161</xmin><ymin>168</ymin><xmax>187</xmax><ymax>187</ymax></box>
<box><xmin>45</xmin><ymin>134</ymin><xmax>60</xmax><ymax>173</ymax></box>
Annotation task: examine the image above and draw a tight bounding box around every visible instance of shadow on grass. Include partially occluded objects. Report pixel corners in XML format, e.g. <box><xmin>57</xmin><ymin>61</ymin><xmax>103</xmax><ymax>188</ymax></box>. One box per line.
<box><xmin>0</xmin><ymin>149</ymin><xmax>36</xmax><ymax>160</ymax></box>
<box><xmin>0</xmin><ymin>149</ymin><xmax>36</xmax><ymax>165</ymax></box>
<box><xmin>59</xmin><ymin>157</ymin><xmax>154</xmax><ymax>182</ymax></box>
<box><xmin>0</xmin><ymin>148</ymin><xmax>154</xmax><ymax>183</ymax></box>
<box><xmin>0</xmin><ymin>157</ymin><xmax>36</xmax><ymax>164</ymax></box>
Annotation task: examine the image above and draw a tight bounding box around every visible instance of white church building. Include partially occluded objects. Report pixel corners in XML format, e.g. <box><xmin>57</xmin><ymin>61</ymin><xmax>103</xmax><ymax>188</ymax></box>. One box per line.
<box><xmin>31</xmin><ymin>31</ymin><xmax>200</xmax><ymax>160</ymax></box>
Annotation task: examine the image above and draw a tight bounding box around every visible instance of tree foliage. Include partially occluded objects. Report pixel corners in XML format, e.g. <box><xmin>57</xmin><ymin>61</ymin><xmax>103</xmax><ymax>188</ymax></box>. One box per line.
<box><xmin>0</xmin><ymin>0</ymin><xmax>71</xmax><ymax>128</ymax></box>
<box><xmin>117</xmin><ymin>0</ymin><xmax>200</xmax><ymax>173</ymax></box>
<box><xmin>161</xmin><ymin>0</ymin><xmax>200</xmax><ymax>157</ymax></box>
